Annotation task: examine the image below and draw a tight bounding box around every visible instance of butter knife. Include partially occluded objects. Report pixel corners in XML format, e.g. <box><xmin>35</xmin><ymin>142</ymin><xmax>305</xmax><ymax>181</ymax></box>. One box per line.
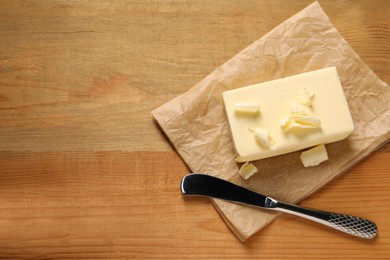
<box><xmin>180</xmin><ymin>173</ymin><xmax>377</xmax><ymax>239</ymax></box>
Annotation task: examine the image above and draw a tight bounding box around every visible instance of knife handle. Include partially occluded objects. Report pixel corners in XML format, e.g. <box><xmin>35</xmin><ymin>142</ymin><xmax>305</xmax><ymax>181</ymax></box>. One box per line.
<box><xmin>268</xmin><ymin>198</ymin><xmax>378</xmax><ymax>239</ymax></box>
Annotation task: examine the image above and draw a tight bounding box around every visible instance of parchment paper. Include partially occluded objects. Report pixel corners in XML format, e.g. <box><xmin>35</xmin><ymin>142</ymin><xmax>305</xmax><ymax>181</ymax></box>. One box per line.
<box><xmin>152</xmin><ymin>1</ymin><xmax>390</xmax><ymax>241</ymax></box>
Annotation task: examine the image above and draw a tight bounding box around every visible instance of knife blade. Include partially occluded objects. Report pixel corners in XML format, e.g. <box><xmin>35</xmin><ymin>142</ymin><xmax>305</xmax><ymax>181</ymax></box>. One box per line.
<box><xmin>181</xmin><ymin>173</ymin><xmax>377</xmax><ymax>239</ymax></box>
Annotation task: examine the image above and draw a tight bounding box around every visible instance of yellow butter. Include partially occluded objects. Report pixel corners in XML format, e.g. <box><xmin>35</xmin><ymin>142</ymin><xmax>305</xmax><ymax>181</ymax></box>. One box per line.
<box><xmin>222</xmin><ymin>67</ymin><xmax>354</xmax><ymax>162</ymax></box>
<box><xmin>234</xmin><ymin>102</ymin><xmax>260</xmax><ymax>115</ymax></box>
<box><xmin>250</xmin><ymin>127</ymin><xmax>272</xmax><ymax>148</ymax></box>
<box><xmin>288</xmin><ymin>101</ymin><xmax>311</xmax><ymax>115</ymax></box>
<box><xmin>300</xmin><ymin>144</ymin><xmax>328</xmax><ymax>167</ymax></box>
<box><xmin>238</xmin><ymin>162</ymin><xmax>258</xmax><ymax>180</ymax></box>
<box><xmin>296</xmin><ymin>88</ymin><xmax>315</xmax><ymax>107</ymax></box>
<box><xmin>291</xmin><ymin>115</ymin><xmax>321</xmax><ymax>127</ymax></box>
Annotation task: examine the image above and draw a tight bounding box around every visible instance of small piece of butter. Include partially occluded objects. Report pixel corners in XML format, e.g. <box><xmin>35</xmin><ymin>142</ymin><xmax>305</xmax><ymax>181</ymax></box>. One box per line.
<box><xmin>300</xmin><ymin>144</ymin><xmax>328</xmax><ymax>167</ymax></box>
<box><xmin>251</xmin><ymin>127</ymin><xmax>272</xmax><ymax>148</ymax></box>
<box><xmin>291</xmin><ymin>115</ymin><xmax>321</xmax><ymax>127</ymax></box>
<box><xmin>296</xmin><ymin>88</ymin><xmax>315</xmax><ymax>107</ymax></box>
<box><xmin>238</xmin><ymin>162</ymin><xmax>258</xmax><ymax>180</ymax></box>
<box><xmin>222</xmin><ymin>67</ymin><xmax>354</xmax><ymax>162</ymax></box>
<box><xmin>234</xmin><ymin>102</ymin><xmax>260</xmax><ymax>115</ymax></box>
<box><xmin>288</xmin><ymin>101</ymin><xmax>311</xmax><ymax>115</ymax></box>
<box><xmin>281</xmin><ymin>115</ymin><xmax>321</xmax><ymax>131</ymax></box>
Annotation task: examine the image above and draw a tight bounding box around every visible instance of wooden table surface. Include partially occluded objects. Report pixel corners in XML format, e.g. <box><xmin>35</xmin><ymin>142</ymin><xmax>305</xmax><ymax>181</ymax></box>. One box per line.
<box><xmin>0</xmin><ymin>0</ymin><xmax>389</xmax><ymax>258</ymax></box>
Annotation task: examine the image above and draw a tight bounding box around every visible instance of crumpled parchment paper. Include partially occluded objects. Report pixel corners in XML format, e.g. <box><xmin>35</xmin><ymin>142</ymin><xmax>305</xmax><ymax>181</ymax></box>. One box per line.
<box><xmin>152</xmin><ymin>1</ymin><xmax>390</xmax><ymax>241</ymax></box>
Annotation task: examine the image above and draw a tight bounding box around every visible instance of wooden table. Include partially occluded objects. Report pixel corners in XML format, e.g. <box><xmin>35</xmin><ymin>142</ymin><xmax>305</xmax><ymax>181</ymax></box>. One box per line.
<box><xmin>0</xmin><ymin>0</ymin><xmax>389</xmax><ymax>258</ymax></box>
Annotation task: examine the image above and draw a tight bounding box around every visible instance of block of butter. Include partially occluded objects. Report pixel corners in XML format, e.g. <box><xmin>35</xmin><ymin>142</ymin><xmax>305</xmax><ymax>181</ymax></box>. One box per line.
<box><xmin>222</xmin><ymin>67</ymin><xmax>354</xmax><ymax>162</ymax></box>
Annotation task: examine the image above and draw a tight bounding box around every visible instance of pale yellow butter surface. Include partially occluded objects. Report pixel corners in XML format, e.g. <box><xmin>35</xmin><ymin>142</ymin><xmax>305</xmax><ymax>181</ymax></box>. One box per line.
<box><xmin>300</xmin><ymin>144</ymin><xmax>329</xmax><ymax>167</ymax></box>
<box><xmin>238</xmin><ymin>162</ymin><xmax>258</xmax><ymax>180</ymax></box>
<box><xmin>222</xmin><ymin>67</ymin><xmax>354</xmax><ymax>162</ymax></box>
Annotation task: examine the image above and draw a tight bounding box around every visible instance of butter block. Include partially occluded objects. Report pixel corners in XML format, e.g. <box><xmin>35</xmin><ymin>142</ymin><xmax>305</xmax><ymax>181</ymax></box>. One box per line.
<box><xmin>222</xmin><ymin>67</ymin><xmax>354</xmax><ymax>162</ymax></box>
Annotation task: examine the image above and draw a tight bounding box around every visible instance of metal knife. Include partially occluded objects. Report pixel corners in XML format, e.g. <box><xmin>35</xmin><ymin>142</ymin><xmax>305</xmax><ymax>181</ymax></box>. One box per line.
<box><xmin>180</xmin><ymin>173</ymin><xmax>377</xmax><ymax>239</ymax></box>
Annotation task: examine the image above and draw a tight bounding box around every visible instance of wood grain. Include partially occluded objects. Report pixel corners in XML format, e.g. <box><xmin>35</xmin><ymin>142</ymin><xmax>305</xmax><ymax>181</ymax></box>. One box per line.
<box><xmin>0</xmin><ymin>0</ymin><xmax>389</xmax><ymax>258</ymax></box>
<box><xmin>0</xmin><ymin>150</ymin><xmax>389</xmax><ymax>259</ymax></box>
<box><xmin>0</xmin><ymin>0</ymin><xmax>388</xmax><ymax>152</ymax></box>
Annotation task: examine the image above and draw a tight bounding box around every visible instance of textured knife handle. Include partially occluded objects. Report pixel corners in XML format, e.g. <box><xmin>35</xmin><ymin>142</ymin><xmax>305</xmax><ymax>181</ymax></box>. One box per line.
<box><xmin>327</xmin><ymin>213</ymin><xmax>377</xmax><ymax>239</ymax></box>
<box><xmin>272</xmin><ymin>200</ymin><xmax>378</xmax><ymax>239</ymax></box>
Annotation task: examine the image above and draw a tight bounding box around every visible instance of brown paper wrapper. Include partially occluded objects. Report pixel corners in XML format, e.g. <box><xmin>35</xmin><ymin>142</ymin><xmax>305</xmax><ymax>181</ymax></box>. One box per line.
<box><xmin>152</xmin><ymin>1</ymin><xmax>390</xmax><ymax>241</ymax></box>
